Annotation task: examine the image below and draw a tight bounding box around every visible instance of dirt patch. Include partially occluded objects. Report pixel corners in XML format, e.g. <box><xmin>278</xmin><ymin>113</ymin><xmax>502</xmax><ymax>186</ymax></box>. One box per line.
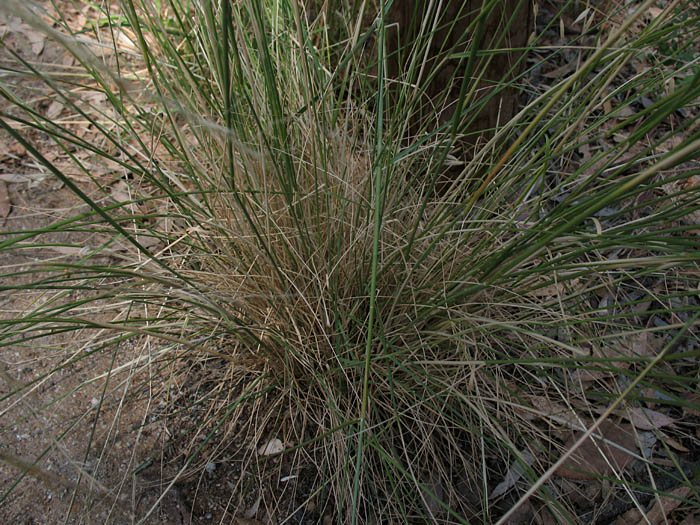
<box><xmin>0</xmin><ymin>3</ymin><xmax>181</xmax><ymax>522</ymax></box>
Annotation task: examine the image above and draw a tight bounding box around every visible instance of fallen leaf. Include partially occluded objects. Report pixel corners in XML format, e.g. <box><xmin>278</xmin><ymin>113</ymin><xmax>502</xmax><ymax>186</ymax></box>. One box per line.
<box><xmin>641</xmin><ymin>485</ymin><xmax>692</xmax><ymax>524</ymax></box>
<box><xmin>615</xmin><ymin>105</ymin><xmax>636</xmax><ymax>118</ymax></box>
<box><xmin>500</xmin><ymin>501</ymin><xmax>535</xmax><ymax>525</ymax></box>
<box><xmin>22</xmin><ymin>27</ymin><xmax>46</xmax><ymax>55</ymax></box>
<box><xmin>661</xmin><ymin>434</ymin><xmax>688</xmax><ymax>453</ymax></box>
<box><xmin>637</xmin><ymin>431</ymin><xmax>657</xmax><ymax>459</ymax></box>
<box><xmin>257</xmin><ymin>438</ymin><xmax>284</xmax><ymax>456</ymax></box>
<box><xmin>657</xmin><ymin>135</ymin><xmax>683</xmax><ymax>154</ymax></box>
<box><xmin>682</xmin><ymin>392</ymin><xmax>700</xmax><ymax>417</ymax></box>
<box><xmin>422</xmin><ymin>475</ymin><xmax>445</xmax><ymax>518</ymax></box>
<box><xmin>646</xmin><ymin>6</ymin><xmax>664</xmax><ymax>20</ymax></box>
<box><xmin>572</xmin><ymin>7</ymin><xmax>591</xmax><ymax>26</ymax></box>
<box><xmin>527</xmin><ymin>278</ymin><xmax>580</xmax><ymax>298</ymax></box>
<box><xmin>110</xmin><ymin>181</ymin><xmax>140</xmax><ymax>214</ymax></box>
<box><xmin>627</xmin><ymin>408</ymin><xmax>675</xmax><ymax>430</ymax></box>
<box><xmin>629</xmin><ymin>332</ymin><xmax>656</xmax><ymax>357</ymax></box>
<box><xmin>555</xmin><ymin>421</ymin><xmax>637</xmax><ymax>480</ymax></box>
<box><xmin>9</xmin><ymin>141</ymin><xmax>27</xmax><ymax>157</ymax></box>
<box><xmin>528</xmin><ymin>396</ymin><xmax>583</xmax><ymax>429</ymax></box>
<box><xmin>490</xmin><ymin>450</ymin><xmax>535</xmax><ymax>499</ymax></box>
<box><xmin>569</xmin><ymin>367</ymin><xmax>607</xmax><ymax>383</ymax></box>
<box><xmin>542</xmin><ymin>61</ymin><xmax>577</xmax><ymax>79</ymax></box>
<box><xmin>135</xmin><ymin>234</ymin><xmax>161</xmax><ymax>250</ymax></box>
<box><xmin>110</xmin><ymin>180</ymin><xmax>131</xmax><ymax>202</ymax></box>
<box><xmin>46</xmin><ymin>99</ymin><xmax>64</xmax><ymax>119</ymax></box>
<box><xmin>0</xmin><ymin>181</ymin><xmax>10</xmax><ymax>223</ymax></box>
<box><xmin>618</xmin><ymin>508</ymin><xmax>643</xmax><ymax>524</ymax></box>
<box><xmin>679</xmin><ymin>509</ymin><xmax>700</xmax><ymax>525</ymax></box>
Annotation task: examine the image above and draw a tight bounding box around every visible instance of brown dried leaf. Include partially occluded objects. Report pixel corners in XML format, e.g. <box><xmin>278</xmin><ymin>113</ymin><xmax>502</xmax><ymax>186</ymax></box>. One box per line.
<box><xmin>46</xmin><ymin>99</ymin><xmax>64</xmax><ymax>119</ymax></box>
<box><xmin>646</xmin><ymin>6</ymin><xmax>664</xmax><ymax>20</ymax></box>
<box><xmin>110</xmin><ymin>180</ymin><xmax>131</xmax><ymax>202</ymax></box>
<box><xmin>555</xmin><ymin>421</ymin><xmax>637</xmax><ymax>480</ymax></box>
<box><xmin>529</xmin><ymin>278</ymin><xmax>581</xmax><ymax>298</ymax></box>
<box><xmin>110</xmin><ymin>181</ymin><xmax>144</xmax><ymax>218</ymax></box>
<box><xmin>542</xmin><ymin>61</ymin><xmax>577</xmax><ymax>79</ymax></box>
<box><xmin>618</xmin><ymin>508</ymin><xmax>643</xmax><ymax>524</ymax></box>
<box><xmin>529</xmin><ymin>396</ymin><xmax>583</xmax><ymax>429</ymax></box>
<box><xmin>657</xmin><ymin>135</ymin><xmax>683</xmax><ymax>154</ymax></box>
<box><xmin>135</xmin><ymin>234</ymin><xmax>161</xmax><ymax>250</ymax></box>
<box><xmin>679</xmin><ymin>509</ymin><xmax>700</xmax><ymax>525</ymax></box>
<box><xmin>569</xmin><ymin>367</ymin><xmax>607</xmax><ymax>383</ymax></box>
<box><xmin>682</xmin><ymin>393</ymin><xmax>700</xmax><ymax>417</ymax></box>
<box><xmin>627</xmin><ymin>408</ymin><xmax>675</xmax><ymax>430</ymax></box>
<box><xmin>490</xmin><ymin>450</ymin><xmax>536</xmax><ymax>499</ymax></box>
<box><xmin>22</xmin><ymin>27</ymin><xmax>46</xmax><ymax>55</ymax></box>
<box><xmin>642</xmin><ymin>485</ymin><xmax>692</xmax><ymax>524</ymax></box>
<box><xmin>9</xmin><ymin>141</ymin><xmax>27</xmax><ymax>157</ymax></box>
<box><xmin>661</xmin><ymin>434</ymin><xmax>689</xmax><ymax>453</ymax></box>
<box><xmin>629</xmin><ymin>332</ymin><xmax>656</xmax><ymax>357</ymax></box>
<box><xmin>500</xmin><ymin>501</ymin><xmax>535</xmax><ymax>525</ymax></box>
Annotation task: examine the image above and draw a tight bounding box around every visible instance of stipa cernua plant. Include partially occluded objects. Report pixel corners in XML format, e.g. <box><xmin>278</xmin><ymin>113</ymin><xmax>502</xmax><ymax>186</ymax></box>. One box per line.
<box><xmin>1</xmin><ymin>0</ymin><xmax>699</xmax><ymax>522</ymax></box>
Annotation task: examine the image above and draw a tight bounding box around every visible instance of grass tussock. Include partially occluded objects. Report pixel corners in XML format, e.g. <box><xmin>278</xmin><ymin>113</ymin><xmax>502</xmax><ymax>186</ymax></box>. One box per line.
<box><xmin>1</xmin><ymin>0</ymin><xmax>699</xmax><ymax>522</ymax></box>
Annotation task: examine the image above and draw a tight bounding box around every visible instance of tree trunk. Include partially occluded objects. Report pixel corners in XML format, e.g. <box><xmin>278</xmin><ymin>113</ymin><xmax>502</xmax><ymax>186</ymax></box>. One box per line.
<box><xmin>388</xmin><ymin>0</ymin><xmax>532</xmax><ymax>159</ymax></box>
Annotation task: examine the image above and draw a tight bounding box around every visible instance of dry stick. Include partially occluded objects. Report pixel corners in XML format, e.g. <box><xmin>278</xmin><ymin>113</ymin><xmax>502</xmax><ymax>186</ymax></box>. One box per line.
<box><xmin>496</xmin><ymin>311</ymin><xmax>700</xmax><ymax>525</ymax></box>
<box><xmin>465</xmin><ymin>0</ymin><xmax>659</xmax><ymax>213</ymax></box>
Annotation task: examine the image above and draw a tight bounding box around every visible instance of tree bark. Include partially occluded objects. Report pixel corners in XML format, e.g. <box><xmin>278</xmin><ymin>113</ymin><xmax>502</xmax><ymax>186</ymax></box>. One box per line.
<box><xmin>388</xmin><ymin>0</ymin><xmax>532</xmax><ymax>158</ymax></box>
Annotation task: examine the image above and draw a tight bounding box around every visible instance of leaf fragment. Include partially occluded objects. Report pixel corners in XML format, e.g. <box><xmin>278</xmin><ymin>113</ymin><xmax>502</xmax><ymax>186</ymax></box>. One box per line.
<box><xmin>46</xmin><ymin>99</ymin><xmax>64</xmax><ymax>119</ymax></box>
<box><xmin>627</xmin><ymin>407</ymin><xmax>674</xmax><ymax>430</ymax></box>
<box><xmin>490</xmin><ymin>450</ymin><xmax>536</xmax><ymax>499</ymax></box>
<box><xmin>555</xmin><ymin>421</ymin><xmax>637</xmax><ymax>480</ymax></box>
<box><xmin>641</xmin><ymin>485</ymin><xmax>692</xmax><ymax>524</ymax></box>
